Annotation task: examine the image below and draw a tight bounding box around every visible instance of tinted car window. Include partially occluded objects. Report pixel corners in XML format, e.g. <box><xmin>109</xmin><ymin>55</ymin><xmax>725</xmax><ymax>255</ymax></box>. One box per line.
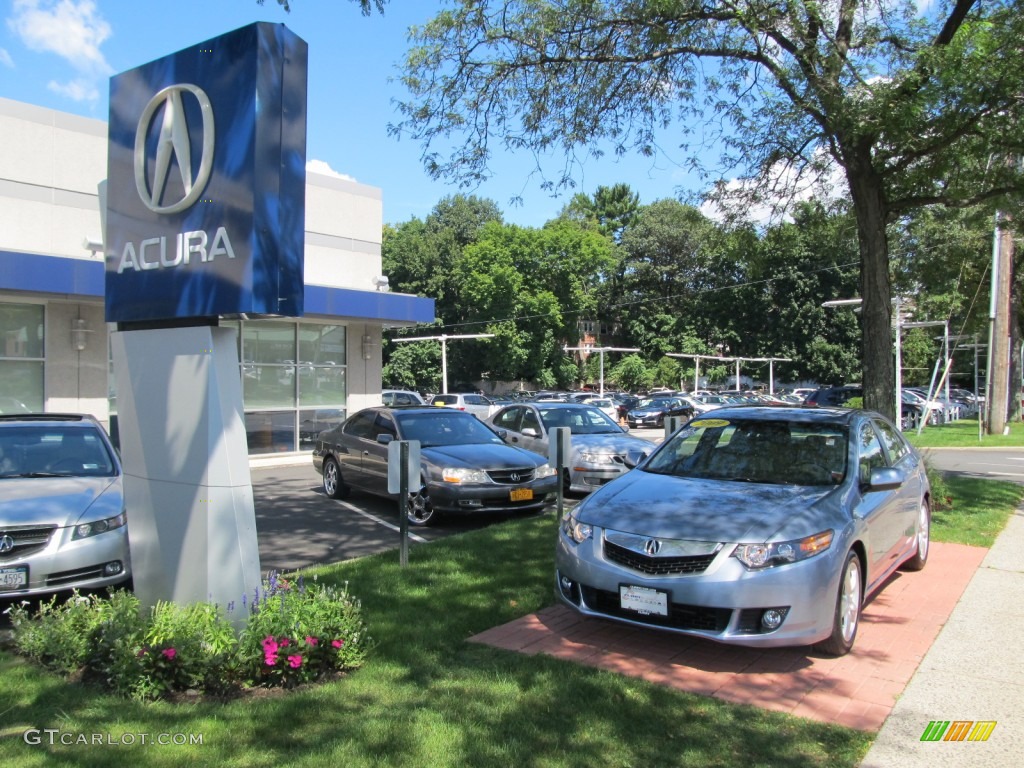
<box><xmin>858</xmin><ymin>422</ymin><xmax>887</xmax><ymax>483</ymax></box>
<box><xmin>492</xmin><ymin>407</ymin><xmax>522</xmax><ymax>431</ymax></box>
<box><xmin>395</xmin><ymin>411</ymin><xmax>503</xmax><ymax>447</ymax></box>
<box><xmin>874</xmin><ymin>419</ymin><xmax>908</xmax><ymax>463</ymax></box>
<box><xmin>344</xmin><ymin>410</ymin><xmax>380</xmax><ymax>440</ymax></box>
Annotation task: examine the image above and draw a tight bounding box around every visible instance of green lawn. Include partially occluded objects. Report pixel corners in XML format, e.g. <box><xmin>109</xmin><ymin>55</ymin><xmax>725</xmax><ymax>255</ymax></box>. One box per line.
<box><xmin>1</xmin><ymin>469</ymin><xmax>1019</xmax><ymax>767</ymax></box>
<box><xmin>907</xmin><ymin>417</ymin><xmax>1024</xmax><ymax>448</ymax></box>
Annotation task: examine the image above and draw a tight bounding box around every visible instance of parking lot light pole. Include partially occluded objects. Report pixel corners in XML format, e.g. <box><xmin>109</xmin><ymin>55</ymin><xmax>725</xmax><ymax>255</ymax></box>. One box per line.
<box><xmin>392</xmin><ymin>333</ymin><xmax>495</xmax><ymax>393</ymax></box>
<box><xmin>563</xmin><ymin>346</ymin><xmax>640</xmax><ymax>395</ymax></box>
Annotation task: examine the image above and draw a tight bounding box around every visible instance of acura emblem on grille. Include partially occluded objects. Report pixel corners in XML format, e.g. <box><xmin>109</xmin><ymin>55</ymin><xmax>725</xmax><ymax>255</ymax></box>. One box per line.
<box><xmin>510</xmin><ymin>472</ymin><xmax>521</xmax><ymax>483</ymax></box>
<box><xmin>0</xmin><ymin>535</ymin><xmax>14</xmax><ymax>555</ymax></box>
<box><xmin>643</xmin><ymin>539</ymin><xmax>662</xmax><ymax>556</ymax></box>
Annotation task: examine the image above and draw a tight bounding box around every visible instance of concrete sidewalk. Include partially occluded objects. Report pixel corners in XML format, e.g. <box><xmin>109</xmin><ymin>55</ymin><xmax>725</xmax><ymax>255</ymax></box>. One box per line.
<box><xmin>860</xmin><ymin>507</ymin><xmax>1024</xmax><ymax>767</ymax></box>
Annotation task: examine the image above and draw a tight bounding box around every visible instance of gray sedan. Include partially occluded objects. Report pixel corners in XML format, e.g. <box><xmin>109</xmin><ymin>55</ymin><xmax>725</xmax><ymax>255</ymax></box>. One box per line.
<box><xmin>555</xmin><ymin>406</ymin><xmax>931</xmax><ymax>656</ymax></box>
<box><xmin>313</xmin><ymin>406</ymin><xmax>558</xmax><ymax>525</ymax></box>
<box><xmin>487</xmin><ymin>402</ymin><xmax>653</xmax><ymax>494</ymax></box>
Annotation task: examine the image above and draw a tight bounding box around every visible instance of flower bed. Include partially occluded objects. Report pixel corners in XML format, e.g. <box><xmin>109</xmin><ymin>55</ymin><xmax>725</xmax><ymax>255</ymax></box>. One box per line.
<box><xmin>4</xmin><ymin>571</ymin><xmax>370</xmax><ymax>701</ymax></box>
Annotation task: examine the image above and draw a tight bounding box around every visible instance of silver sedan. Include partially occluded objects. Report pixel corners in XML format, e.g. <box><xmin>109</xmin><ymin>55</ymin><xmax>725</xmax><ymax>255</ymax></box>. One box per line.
<box><xmin>0</xmin><ymin>414</ymin><xmax>131</xmax><ymax>598</ymax></box>
<box><xmin>487</xmin><ymin>402</ymin><xmax>653</xmax><ymax>494</ymax></box>
<box><xmin>555</xmin><ymin>406</ymin><xmax>931</xmax><ymax>656</ymax></box>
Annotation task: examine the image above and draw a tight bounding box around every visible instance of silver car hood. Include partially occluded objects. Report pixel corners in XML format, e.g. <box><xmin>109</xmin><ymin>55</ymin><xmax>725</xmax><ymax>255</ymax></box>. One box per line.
<box><xmin>570</xmin><ymin>433</ymin><xmax>651</xmax><ymax>453</ymax></box>
<box><xmin>0</xmin><ymin>477</ymin><xmax>119</xmax><ymax>527</ymax></box>
<box><xmin>576</xmin><ymin>469</ymin><xmax>837</xmax><ymax>543</ymax></box>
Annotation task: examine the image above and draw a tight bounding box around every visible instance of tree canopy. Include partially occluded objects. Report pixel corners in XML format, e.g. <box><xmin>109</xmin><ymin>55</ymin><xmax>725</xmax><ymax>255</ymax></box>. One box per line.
<box><xmin>385</xmin><ymin>0</ymin><xmax>1024</xmax><ymax>419</ymax></box>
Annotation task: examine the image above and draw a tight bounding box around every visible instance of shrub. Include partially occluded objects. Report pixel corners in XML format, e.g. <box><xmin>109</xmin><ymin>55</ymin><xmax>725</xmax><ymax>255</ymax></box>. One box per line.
<box><xmin>5</xmin><ymin>571</ymin><xmax>370</xmax><ymax>701</ymax></box>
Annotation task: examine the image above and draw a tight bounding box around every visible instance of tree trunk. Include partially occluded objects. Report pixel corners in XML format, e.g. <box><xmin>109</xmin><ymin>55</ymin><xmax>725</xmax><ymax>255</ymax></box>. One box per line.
<box><xmin>846</xmin><ymin>156</ymin><xmax>896</xmax><ymax>423</ymax></box>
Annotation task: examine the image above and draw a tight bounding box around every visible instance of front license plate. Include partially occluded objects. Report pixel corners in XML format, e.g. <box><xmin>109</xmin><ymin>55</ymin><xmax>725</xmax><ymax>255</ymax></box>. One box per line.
<box><xmin>620</xmin><ymin>584</ymin><xmax>669</xmax><ymax>616</ymax></box>
<box><xmin>0</xmin><ymin>565</ymin><xmax>28</xmax><ymax>591</ymax></box>
<box><xmin>509</xmin><ymin>488</ymin><xmax>533</xmax><ymax>502</ymax></box>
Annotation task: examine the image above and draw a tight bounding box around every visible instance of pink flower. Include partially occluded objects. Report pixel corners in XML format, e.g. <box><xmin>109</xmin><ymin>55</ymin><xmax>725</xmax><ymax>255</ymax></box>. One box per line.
<box><xmin>331</xmin><ymin>639</ymin><xmax>344</xmax><ymax>649</ymax></box>
<box><xmin>279</xmin><ymin>637</ymin><xmax>290</xmax><ymax>647</ymax></box>
<box><xmin>262</xmin><ymin>636</ymin><xmax>279</xmax><ymax>653</ymax></box>
<box><xmin>162</xmin><ymin>648</ymin><xmax>177</xmax><ymax>660</ymax></box>
<box><xmin>305</xmin><ymin>636</ymin><xmax>318</xmax><ymax>646</ymax></box>
<box><xmin>287</xmin><ymin>654</ymin><xmax>303</xmax><ymax>669</ymax></box>
<box><xmin>264</xmin><ymin>653</ymin><xmax>278</xmax><ymax>666</ymax></box>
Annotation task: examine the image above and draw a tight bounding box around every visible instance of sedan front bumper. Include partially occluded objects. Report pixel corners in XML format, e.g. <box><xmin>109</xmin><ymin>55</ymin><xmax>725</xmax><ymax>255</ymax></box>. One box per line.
<box><xmin>554</xmin><ymin>526</ymin><xmax>845</xmax><ymax>648</ymax></box>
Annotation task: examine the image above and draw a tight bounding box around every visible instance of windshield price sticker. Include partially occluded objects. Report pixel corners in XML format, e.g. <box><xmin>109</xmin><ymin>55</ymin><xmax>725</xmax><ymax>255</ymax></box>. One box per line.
<box><xmin>620</xmin><ymin>584</ymin><xmax>669</xmax><ymax>616</ymax></box>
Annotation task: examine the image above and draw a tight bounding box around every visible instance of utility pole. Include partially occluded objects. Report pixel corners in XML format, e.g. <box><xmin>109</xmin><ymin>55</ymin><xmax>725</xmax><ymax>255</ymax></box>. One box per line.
<box><xmin>988</xmin><ymin>214</ymin><xmax>1014</xmax><ymax>435</ymax></box>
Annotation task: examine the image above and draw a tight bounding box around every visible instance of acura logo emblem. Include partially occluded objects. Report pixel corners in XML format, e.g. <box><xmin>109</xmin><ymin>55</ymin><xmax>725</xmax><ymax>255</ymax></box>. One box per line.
<box><xmin>644</xmin><ymin>539</ymin><xmax>662</xmax><ymax>556</ymax></box>
<box><xmin>0</xmin><ymin>534</ymin><xmax>14</xmax><ymax>555</ymax></box>
<box><xmin>134</xmin><ymin>84</ymin><xmax>215</xmax><ymax>214</ymax></box>
<box><xmin>510</xmin><ymin>472</ymin><xmax>521</xmax><ymax>483</ymax></box>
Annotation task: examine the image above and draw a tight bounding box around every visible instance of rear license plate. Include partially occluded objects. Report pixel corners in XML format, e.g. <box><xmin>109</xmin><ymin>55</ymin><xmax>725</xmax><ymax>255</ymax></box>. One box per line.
<box><xmin>0</xmin><ymin>565</ymin><xmax>28</xmax><ymax>591</ymax></box>
<box><xmin>509</xmin><ymin>488</ymin><xmax>533</xmax><ymax>501</ymax></box>
<box><xmin>620</xmin><ymin>584</ymin><xmax>669</xmax><ymax>616</ymax></box>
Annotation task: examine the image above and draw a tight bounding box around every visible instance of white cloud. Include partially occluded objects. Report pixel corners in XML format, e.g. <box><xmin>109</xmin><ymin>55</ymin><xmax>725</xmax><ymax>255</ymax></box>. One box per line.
<box><xmin>306</xmin><ymin>159</ymin><xmax>356</xmax><ymax>182</ymax></box>
<box><xmin>701</xmin><ymin>153</ymin><xmax>847</xmax><ymax>227</ymax></box>
<box><xmin>8</xmin><ymin>0</ymin><xmax>112</xmax><ymax>102</ymax></box>
<box><xmin>47</xmin><ymin>77</ymin><xmax>98</xmax><ymax>101</ymax></box>
<box><xmin>0</xmin><ymin>48</ymin><xmax>13</xmax><ymax>67</ymax></box>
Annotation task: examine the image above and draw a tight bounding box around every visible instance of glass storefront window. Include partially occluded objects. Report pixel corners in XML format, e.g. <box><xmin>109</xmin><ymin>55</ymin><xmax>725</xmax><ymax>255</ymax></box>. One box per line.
<box><xmin>0</xmin><ymin>303</ymin><xmax>44</xmax><ymax>412</ymax></box>
<box><xmin>299</xmin><ymin>408</ymin><xmax>346</xmax><ymax>450</ymax></box>
<box><xmin>245</xmin><ymin>411</ymin><xmax>298</xmax><ymax>455</ymax></box>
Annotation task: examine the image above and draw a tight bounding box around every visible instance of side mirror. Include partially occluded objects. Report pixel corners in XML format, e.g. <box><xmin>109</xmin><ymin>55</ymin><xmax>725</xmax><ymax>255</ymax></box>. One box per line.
<box><xmin>522</xmin><ymin>427</ymin><xmax>539</xmax><ymax>438</ymax></box>
<box><xmin>376</xmin><ymin>434</ymin><xmax>395</xmax><ymax>445</ymax></box>
<box><xmin>867</xmin><ymin>466</ymin><xmax>905</xmax><ymax>491</ymax></box>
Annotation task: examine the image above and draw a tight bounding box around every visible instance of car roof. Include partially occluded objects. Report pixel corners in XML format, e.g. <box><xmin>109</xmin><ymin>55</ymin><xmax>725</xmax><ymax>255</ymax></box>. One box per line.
<box><xmin>695</xmin><ymin>405</ymin><xmax>861</xmax><ymax>425</ymax></box>
<box><xmin>0</xmin><ymin>413</ymin><xmax>101</xmax><ymax>426</ymax></box>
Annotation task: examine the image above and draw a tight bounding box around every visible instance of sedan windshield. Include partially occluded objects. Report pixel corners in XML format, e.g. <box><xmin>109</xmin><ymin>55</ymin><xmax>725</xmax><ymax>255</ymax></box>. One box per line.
<box><xmin>0</xmin><ymin>426</ymin><xmax>116</xmax><ymax>478</ymax></box>
<box><xmin>643</xmin><ymin>417</ymin><xmax>848</xmax><ymax>486</ymax></box>
<box><xmin>394</xmin><ymin>412</ymin><xmax>504</xmax><ymax>447</ymax></box>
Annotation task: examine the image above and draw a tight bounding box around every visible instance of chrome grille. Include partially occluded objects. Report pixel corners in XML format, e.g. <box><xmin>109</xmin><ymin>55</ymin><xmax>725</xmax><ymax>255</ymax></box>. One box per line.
<box><xmin>487</xmin><ymin>467</ymin><xmax>536</xmax><ymax>484</ymax></box>
<box><xmin>0</xmin><ymin>525</ymin><xmax>57</xmax><ymax>560</ymax></box>
<box><xmin>604</xmin><ymin>540</ymin><xmax>717</xmax><ymax>576</ymax></box>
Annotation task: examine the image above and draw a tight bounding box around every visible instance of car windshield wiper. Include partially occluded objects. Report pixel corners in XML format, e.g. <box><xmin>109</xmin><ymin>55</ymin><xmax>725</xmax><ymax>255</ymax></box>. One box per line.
<box><xmin>12</xmin><ymin>472</ymin><xmax>64</xmax><ymax>478</ymax></box>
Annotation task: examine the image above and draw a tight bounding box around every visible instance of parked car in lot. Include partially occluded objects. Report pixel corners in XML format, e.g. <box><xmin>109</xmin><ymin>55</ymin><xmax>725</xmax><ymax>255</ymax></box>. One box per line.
<box><xmin>555</xmin><ymin>406</ymin><xmax>930</xmax><ymax>655</ymax></box>
<box><xmin>430</xmin><ymin>392</ymin><xmax>496</xmax><ymax>419</ymax></box>
<box><xmin>0</xmin><ymin>414</ymin><xmax>131</xmax><ymax>598</ymax></box>
<box><xmin>586</xmin><ymin>397</ymin><xmax>619</xmax><ymax>421</ymax></box>
<box><xmin>312</xmin><ymin>406</ymin><xmax>558</xmax><ymax>525</ymax></box>
<box><xmin>382</xmin><ymin>389</ymin><xmax>427</xmax><ymax>406</ymax></box>
<box><xmin>626</xmin><ymin>396</ymin><xmax>695</xmax><ymax>428</ymax></box>
<box><xmin>487</xmin><ymin>402</ymin><xmax>653</xmax><ymax>494</ymax></box>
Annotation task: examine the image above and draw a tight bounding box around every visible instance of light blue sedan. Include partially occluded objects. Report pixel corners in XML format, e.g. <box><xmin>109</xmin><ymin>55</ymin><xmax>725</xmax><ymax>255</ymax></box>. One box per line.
<box><xmin>555</xmin><ymin>406</ymin><xmax>931</xmax><ymax>655</ymax></box>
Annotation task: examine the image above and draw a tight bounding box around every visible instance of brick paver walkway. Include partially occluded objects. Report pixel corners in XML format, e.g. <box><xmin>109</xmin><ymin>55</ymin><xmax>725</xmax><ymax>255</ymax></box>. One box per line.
<box><xmin>470</xmin><ymin>542</ymin><xmax>985</xmax><ymax>731</ymax></box>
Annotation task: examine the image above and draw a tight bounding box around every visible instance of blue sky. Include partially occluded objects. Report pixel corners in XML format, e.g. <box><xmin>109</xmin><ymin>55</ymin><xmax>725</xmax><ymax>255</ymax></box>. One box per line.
<box><xmin>0</xmin><ymin>0</ymin><xmax>710</xmax><ymax>227</ymax></box>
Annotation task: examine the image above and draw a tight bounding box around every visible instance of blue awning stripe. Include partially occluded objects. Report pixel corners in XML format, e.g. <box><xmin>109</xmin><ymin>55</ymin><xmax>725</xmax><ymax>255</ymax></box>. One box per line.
<box><xmin>0</xmin><ymin>250</ymin><xmax>435</xmax><ymax>325</ymax></box>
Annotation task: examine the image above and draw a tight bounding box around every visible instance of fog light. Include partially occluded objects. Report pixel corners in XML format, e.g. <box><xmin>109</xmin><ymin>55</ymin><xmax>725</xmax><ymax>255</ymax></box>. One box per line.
<box><xmin>761</xmin><ymin>608</ymin><xmax>787</xmax><ymax>631</ymax></box>
<box><xmin>103</xmin><ymin>561</ymin><xmax>124</xmax><ymax>576</ymax></box>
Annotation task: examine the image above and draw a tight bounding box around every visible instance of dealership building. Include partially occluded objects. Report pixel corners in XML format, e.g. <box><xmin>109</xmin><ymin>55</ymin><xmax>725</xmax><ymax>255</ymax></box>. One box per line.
<box><xmin>0</xmin><ymin>95</ymin><xmax>435</xmax><ymax>457</ymax></box>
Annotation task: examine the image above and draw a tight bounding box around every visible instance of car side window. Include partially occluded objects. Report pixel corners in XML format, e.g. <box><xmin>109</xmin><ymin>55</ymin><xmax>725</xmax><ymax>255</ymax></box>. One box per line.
<box><xmin>374</xmin><ymin>414</ymin><xmax>397</xmax><ymax>440</ymax></box>
<box><xmin>858</xmin><ymin>423</ymin><xmax>887</xmax><ymax>483</ymax></box>
<box><xmin>522</xmin><ymin>408</ymin><xmax>542</xmax><ymax>434</ymax></box>
<box><xmin>874</xmin><ymin>419</ymin><xmax>908</xmax><ymax>464</ymax></box>
<box><xmin>492</xmin><ymin>407</ymin><xmax>522</xmax><ymax>431</ymax></box>
<box><xmin>344</xmin><ymin>411</ymin><xmax>380</xmax><ymax>440</ymax></box>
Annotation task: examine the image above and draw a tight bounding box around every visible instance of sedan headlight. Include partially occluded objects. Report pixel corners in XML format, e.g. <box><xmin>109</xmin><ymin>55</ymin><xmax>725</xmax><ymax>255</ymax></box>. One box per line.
<box><xmin>535</xmin><ymin>463</ymin><xmax>557</xmax><ymax>478</ymax></box>
<box><xmin>561</xmin><ymin>509</ymin><xmax>593</xmax><ymax>544</ymax></box>
<box><xmin>733</xmin><ymin>530</ymin><xmax>833</xmax><ymax>569</ymax></box>
<box><xmin>72</xmin><ymin>512</ymin><xmax>127</xmax><ymax>540</ymax></box>
<box><xmin>441</xmin><ymin>467</ymin><xmax>489</xmax><ymax>484</ymax></box>
<box><xmin>578</xmin><ymin>452</ymin><xmax>616</xmax><ymax>465</ymax></box>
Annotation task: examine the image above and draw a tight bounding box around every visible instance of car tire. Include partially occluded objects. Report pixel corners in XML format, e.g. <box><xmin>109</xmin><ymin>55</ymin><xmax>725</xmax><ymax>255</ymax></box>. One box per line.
<box><xmin>322</xmin><ymin>457</ymin><xmax>350</xmax><ymax>500</ymax></box>
<box><xmin>815</xmin><ymin>550</ymin><xmax>863</xmax><ymax>657</ymax></box>
<box><xmin>407</xmin><ymin>484</ymin><xmax>440</xmax><ymax>526</ymax></box>
<box><xmin>901</xmin><ymin>499</ymin><xmax>931</xmax><ymax>572</ymax></box>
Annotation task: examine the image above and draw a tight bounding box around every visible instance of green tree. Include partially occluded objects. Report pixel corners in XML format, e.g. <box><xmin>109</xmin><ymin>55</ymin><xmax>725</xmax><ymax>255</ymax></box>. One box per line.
<box><xmin>609</xmin><ymin>354</ymin><xmax>652</xmax><ymax>392</ymax></box>
<box><xmin>389</xmin><ymin>1</ymin><xmax>1024</xmax><ymax>421</ymax></box>
<box><xmin>557</xmin><ymin>183</ymin><xmax>641</xmax><ymax>242</ymax></box>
